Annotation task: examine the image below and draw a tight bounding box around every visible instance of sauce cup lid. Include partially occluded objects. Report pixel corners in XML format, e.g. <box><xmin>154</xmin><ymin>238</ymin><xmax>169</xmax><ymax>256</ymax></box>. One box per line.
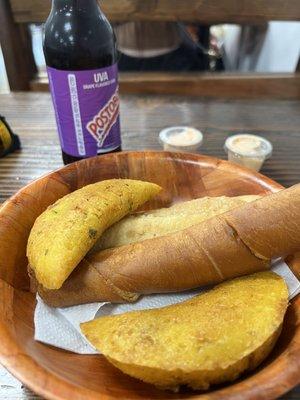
<box><xmin>159</xmin><ymin>126</ymin><xmax>203</xmax><ymax>148</ymax></box>
<box><xmin>224</xmin><ymin>134</ymin><xmax>273</xmax><ymax>159</ymax></box>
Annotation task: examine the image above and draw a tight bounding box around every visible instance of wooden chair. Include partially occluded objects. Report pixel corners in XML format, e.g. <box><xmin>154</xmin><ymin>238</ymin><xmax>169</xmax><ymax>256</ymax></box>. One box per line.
<box><xmin>1</xmin><ymin>0</ymin><xmax>300</xmax><ymax>98</ymax></box>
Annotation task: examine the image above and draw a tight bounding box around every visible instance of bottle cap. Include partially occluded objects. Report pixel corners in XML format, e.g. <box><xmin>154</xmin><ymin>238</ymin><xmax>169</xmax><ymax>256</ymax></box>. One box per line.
<box><xmin>159</xmin><ymin>126</ymin><xmax>203</xmax><ymax>152</ymax></box>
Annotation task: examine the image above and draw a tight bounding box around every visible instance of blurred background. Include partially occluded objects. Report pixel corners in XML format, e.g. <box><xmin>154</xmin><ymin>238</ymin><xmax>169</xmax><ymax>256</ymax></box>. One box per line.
<box><xmin>0</xmin><ymin>1</ymin><xmax>299</xmax><ymax>95</ymax></box>
<box><xmin>1</xmin><ymin>21</ymin><xmax>300</xmax><ymax>93</ymax></box>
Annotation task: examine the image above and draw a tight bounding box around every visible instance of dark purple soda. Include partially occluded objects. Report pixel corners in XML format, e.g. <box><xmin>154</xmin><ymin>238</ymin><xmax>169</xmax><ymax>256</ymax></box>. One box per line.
<box><xmin>43</xmin><ymin>0</ymin><xmax>121</xmax><ymax>164</ymax></box>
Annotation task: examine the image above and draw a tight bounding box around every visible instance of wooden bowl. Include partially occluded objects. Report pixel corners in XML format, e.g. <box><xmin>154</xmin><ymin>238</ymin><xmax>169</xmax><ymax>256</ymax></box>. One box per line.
<box><xmin>1</xmin><ymin>151</ymin><xmax>300</xmax><ymax>400</ymax></box>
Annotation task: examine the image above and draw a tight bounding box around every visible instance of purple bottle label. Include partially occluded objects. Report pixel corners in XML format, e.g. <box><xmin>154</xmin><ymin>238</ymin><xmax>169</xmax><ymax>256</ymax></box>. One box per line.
<box><xmin>47</xmin><ymin>64</ymin><xmax>121</xmax><ymax>157</ymax></box>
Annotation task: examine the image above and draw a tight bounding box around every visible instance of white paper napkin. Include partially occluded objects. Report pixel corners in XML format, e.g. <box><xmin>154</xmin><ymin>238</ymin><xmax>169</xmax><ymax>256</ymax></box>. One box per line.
<box><xmin>34</xmin><ymin>259</ymin><xmax>300</xmax><ymax>354</ymax></box>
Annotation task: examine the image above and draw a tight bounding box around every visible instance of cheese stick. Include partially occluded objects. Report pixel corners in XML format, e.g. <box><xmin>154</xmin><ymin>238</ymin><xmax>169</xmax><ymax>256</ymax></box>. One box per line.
<box><xmin>34</xmin><ymin>185</ymin><xmax>300</xmax><ymax>307</ymax></box>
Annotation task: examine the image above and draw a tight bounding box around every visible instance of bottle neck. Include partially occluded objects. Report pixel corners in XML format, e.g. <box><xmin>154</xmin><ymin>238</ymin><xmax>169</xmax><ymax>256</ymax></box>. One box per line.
<box><xmin>51</xmin><ymin>0</ymin><xmax>100</xmax><ymax>13</ymax></box>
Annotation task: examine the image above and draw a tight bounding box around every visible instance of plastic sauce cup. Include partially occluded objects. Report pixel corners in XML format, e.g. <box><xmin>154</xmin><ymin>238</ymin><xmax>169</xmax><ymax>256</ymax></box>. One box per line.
<box><xmin>159</xmin><ymin>126</ymin><xmax>203</xmax><ymax>152</ymax></box>
<box><xmin>224</xmin><ymin>134</ymin><xmax>272</xmax><ymax>172</ymax></box>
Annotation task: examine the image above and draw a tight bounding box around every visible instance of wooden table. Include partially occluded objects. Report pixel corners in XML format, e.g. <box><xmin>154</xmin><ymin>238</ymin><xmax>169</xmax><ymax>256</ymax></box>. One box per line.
<box><xmin>0</xmin><ymin>92</ymin><xmax>299</xmax><ymax>399</ymax></box>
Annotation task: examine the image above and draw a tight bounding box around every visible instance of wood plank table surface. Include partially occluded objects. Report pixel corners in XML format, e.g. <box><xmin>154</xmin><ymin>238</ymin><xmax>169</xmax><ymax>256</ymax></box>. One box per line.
<box><xmin>0</xmin><ymin>92</ymin><xmax>299</xmax><ymax>399</ymax></box>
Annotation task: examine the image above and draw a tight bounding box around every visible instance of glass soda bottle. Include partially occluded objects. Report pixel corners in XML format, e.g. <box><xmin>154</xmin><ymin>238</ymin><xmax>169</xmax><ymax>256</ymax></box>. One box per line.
<box><xmin>43</xmin><ymin>0</ymin><xmax>121</xmax><ymax>164</ymax></box>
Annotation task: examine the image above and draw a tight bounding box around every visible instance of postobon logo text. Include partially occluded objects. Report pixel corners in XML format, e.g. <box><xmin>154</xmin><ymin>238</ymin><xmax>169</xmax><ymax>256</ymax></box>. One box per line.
<box><xmin>86</xmin><ymin>90</ymin><xmax>119</xmax><ymax>147</ymax></box>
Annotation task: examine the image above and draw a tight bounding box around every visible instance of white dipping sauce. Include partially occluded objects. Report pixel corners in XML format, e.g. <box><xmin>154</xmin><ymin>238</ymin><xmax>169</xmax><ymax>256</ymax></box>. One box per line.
<box><xmin>224</xmin><ymin>134</ymin><xmax>273</xmax><ymax>171</ymax></box>
<box><xmin>159</xmin><ymin>126</ymin><xmax>203</xmax><ymax>152</ymax></box>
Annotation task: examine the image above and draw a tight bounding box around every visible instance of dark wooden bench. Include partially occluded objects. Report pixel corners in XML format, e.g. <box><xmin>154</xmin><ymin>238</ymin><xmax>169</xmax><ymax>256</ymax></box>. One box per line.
<box><xmin>1</xmin><ymin>0</ymin><xmax>300</xmax><ymax>98</ymax></box>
